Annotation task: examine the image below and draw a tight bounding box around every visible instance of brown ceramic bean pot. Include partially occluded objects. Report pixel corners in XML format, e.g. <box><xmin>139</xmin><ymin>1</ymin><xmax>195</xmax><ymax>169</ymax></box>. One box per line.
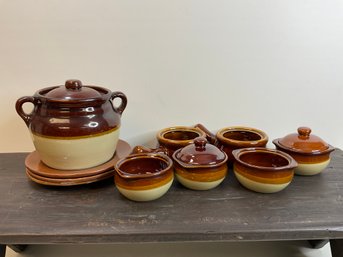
<box><xmin>157</xmin><ymin>126</ymin><xmax>206</xmax><ymax>156</ymax></box>
<box><xmin>273</xmin><ymin>127</ymin><xmax>335</xmax><ymax>176</ymax></box>
<box><xmin>114</xmin><ymin>153</ymin><xmax>174</xmax><ymax>201</ymax></box>
<box><xmin>232</xmin><ymin>147</ymin><xmax>297</xmax><ymax>193</ymax></box>
<box><xmin>15</xmin><ymin>79</ymin><xmax>127</xmax><ymax>170</ymax></box>
<box><xmin>172</xmin><ymin>137</ymin><xmax>228</xmax><ymax>190</ymax></box>
<box><xmin>216</xmin><ymin>126</ymin><xmax>268</xmax><ymax>162</ymax></box>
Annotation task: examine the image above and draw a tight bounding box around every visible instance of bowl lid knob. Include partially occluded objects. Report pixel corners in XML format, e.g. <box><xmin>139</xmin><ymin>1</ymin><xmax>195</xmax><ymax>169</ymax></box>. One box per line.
<box><xmin>194</xmin><ymin>137</ymin><xmax>207</xmax><ymax>151</ymax></box>
<box><xmin>298</xmin><ymin>127</ymin><xmax>311</xmax><ymax>138</ymax></box>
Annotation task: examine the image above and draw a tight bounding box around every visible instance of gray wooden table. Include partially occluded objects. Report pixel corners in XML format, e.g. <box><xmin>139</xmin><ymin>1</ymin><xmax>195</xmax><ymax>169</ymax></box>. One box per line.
<box><xmin>0</xmin><ymin>151</ymin><xmax>343</xmax><ymax>257</ymax></box>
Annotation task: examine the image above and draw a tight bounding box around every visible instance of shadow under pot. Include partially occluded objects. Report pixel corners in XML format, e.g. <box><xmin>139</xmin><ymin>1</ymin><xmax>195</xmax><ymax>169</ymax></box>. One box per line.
<box><xmin>216</xmin><ymin>127</ymin><xmax>269</xmax><ymax>162</ymax></box>
<box><xmin>232</xmin><ymin>147</ymin><xmax>297</xmax><ymax>193</ymax></box>
<box><xmin>157</xmin><ymin>126</ymin><xmax>206</xmax><ymax>156</ymax></box>
<box><xmin>273</xmin><ymin>127</ymin><xmax>335</xmax><ymax>176</ymax></box>
<box><xmin>114</xmin><ymin>153</ymin><xmax>174</xmax><ymax>201</ymax></box>
<box><xmin>15</xmin><ymin>79</ymin><xmax>127</xmax><ymax>170</ymax></box>
<box><xmin>172</xmin><ymin>137</ymin><xmax>228</xmax><ymax>190</ymax></box>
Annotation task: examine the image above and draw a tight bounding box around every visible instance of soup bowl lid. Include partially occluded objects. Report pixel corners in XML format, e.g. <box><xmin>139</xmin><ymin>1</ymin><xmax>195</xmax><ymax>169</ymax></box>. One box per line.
<box><xmin>173</xmin><ymin>137</ymin><xmax>228</xmax><ymax>168</ymax></box>
<box><xmin>36</xmin><ymin>79</ymin><xmax>111</xmax><ymax>106</ymax></box>
<box><xmin>273</xmin><ymin>127</ymin><xmax>335</xmax><ymax>155</ymax></box>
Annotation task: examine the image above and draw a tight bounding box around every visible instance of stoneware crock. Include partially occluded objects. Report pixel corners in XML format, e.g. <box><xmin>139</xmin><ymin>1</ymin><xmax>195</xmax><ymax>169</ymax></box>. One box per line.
<box><xmin>232</xmin><ymin>147</ymin><xmax>297</xmax><ymax>193</ymax></box>
<box><xmin>172</xmin><ymin>137</ymin><xmax>228</xmax><ymax>190</ymax></box>
<box><xmin>157</xmin><ymin>126</ymin><xmax>206</xmax><ymax>156</ymax></box>
<box><xmin>114</xmin><ymin>153</ymin><xmax>174</xmax><ymax>201</ymax></box>
<box><xmin>273</xmin><ymin>127</ymin><xmax>335</xmax><ymax>176</ymax></box>
<box><xmin>216</xmin><ymin>126</ymin><xmax>268</xmax><ymax>162</ymax></box>
<box><xmin>15</xmin><ymin>79</ymin><xmax>127</xmax><ymax>170</ymax></box>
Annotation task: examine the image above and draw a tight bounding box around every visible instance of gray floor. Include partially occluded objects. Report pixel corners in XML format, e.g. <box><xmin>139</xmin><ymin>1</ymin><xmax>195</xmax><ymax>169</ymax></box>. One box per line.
<box><xmin>6</xmin><ymin>241</ymin><xmax>331</xmax><ymax>257</ymax></box>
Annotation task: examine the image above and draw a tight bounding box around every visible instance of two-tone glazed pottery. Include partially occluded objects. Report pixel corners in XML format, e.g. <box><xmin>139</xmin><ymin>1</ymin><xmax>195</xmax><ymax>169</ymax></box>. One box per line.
<box><xmin>16</xmin><ymin>79</ymin><xmax>127</xmax><ymax>170</ymax></box>
<box><xmin>273</xmin><ymin>127</ymin><xmax>335</xmax><ymax>175</ymax></box>
<box><xmin>114</xmin><ymin>153</ymin><xmax>174</xmax><ymax>201</ymax></box>
<box><xmin>216</xmin><ymin>126</ymin><xmax>268</xmax><ymax>162</ymax></box>
<box><xmin>172</xmin><ymin>137</ymin><xmax>228</xmax><ymax>190</ymax></box>
<box><xmin>157</xmin><ymin>126</ymin><xmax>206</xmax><ymax>156</ymax></box>
<box><xmin>232</xmin><ymin>147</ymin><xmax>297</xmax><ymax>193</ymax></box>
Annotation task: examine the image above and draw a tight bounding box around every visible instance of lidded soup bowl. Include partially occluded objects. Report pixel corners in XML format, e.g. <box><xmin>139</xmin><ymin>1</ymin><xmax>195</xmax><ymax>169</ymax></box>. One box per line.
<box><xmin>172</xmin><ymin>137</ymin><xmax>228</xmax><ymax>190</ymax></box>
<box><xmin>273</xmin><ymin>127</ymin><xmax>335</xmax><ymax>176</ymax></box>
<box><xmin>114</xmin><ymin>153</ymin><xmax>174</xmax><ymax>201</ymax></box>
<box><xmin>216</xmin><ymin>126</ymin><xmax>268</xmax><ymax>162</ymax></box>
<box><xmin>15</xmin><ymin>79</ymin><xmax>127</xmax><ymax>170</ymax></box>
<box><xmin>157</xmin><ymin>126</ymin><xmax>206</xmax><ymax>156</ymax></box>
<box><xmin>232</xmin><ymin>148</ymin><xmax>297</xmax><ymax>193</ymax></box>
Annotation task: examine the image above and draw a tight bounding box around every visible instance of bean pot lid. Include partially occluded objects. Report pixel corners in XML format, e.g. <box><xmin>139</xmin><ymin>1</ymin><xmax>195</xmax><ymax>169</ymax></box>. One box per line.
<box><xmin>38</xmin><ymin>80</ymin><xmax>108</xmax><ymax>103</ymax></box>
<box><xmin>173</xmin><ymin>137</ymin><xmax>228</xmax><ymax>168</ymax></box>
<box><xmin>274</xmin><ymin>127</ymin><xmax>331</xmax><ymax>154</ymax></box>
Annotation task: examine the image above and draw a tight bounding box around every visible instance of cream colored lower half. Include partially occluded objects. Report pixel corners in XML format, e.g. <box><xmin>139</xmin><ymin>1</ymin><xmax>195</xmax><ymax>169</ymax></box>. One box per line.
<box><xmin>31</xmin><ymin>129</ymin><xmax>120</xmax><ymax>170</ymax></box>
<box><xmin>116</xmin><ymin>179</ymin><xmax>173</xmax><ymax>202</ymax></box>
<box><xmin>295</xmin><ymin>159</ymin><xmax>330</xmax><ymax>176</ymax></box>
<box><xmin>234</xmin><ymin>171</ymin><xmax>290</xmax><ymax>193</ymax></box>
<box><xmin>176</xmin><ymin>174</ymin><xmax>225</xmax><ymax>190</ymax></box>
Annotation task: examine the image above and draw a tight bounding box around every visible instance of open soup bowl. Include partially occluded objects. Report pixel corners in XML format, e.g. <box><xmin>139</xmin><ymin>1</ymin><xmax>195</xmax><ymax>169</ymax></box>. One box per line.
<box><xmin>216</xmin><ymin>126</ymin><xmax>268</xmax><ymax>162</ymax></box>
<box><xmin>157</xmin><ymin>126</ymin><xmax>206</xmax><ymax>156</ymax></box>
<box><xmin>114</xmin><ymin>153</ymin><xmax>174</xmax><ymax>201</ymax></box>
<box><xmin>232</xmin><ymin>148</ymin><xmax>297</xmax><ymax>193</ymax></box>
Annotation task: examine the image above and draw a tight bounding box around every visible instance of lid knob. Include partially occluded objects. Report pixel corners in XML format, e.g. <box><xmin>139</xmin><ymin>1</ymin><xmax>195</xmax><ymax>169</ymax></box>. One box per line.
<box><xmin>194</xmin><ymin>137</ymin><xmax>207</xmax><ymax>151</ymax></box>
<box><xmin>298</xmin><ymin>127</ymin><xmax>311</xmax><ymax>138</ymax></box>
<box><xmin>65</xmin><ymin>79</ymin><xmax>82</xmax><ymax>91</ymax></box>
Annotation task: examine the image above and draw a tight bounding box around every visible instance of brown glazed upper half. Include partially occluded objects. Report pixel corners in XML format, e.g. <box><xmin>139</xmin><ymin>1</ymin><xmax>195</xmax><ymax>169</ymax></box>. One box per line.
<box><xmin>15</xmin><ymin>80</ymin><xmax>127</xmax><ymax>137</ymax></box>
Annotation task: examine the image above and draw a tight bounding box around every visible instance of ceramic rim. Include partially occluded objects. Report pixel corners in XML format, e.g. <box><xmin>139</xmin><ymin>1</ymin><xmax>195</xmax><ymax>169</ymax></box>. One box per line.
<box><xmin>115</xmin><ymin>153</ymin><xmax>173</xmax><ymax>179</ymax></box>
<box><xmin>232</xmin><ymin>147</ymin><xmax>297</xmax><ymax>171</ymax></box>
<box><xmin>216</xmin><ymin>126</ymin><xmax>268</xmax><ymax>146</ymax></box>
<box><xmin>157</xmin><ymin>126</ymin><xmax>206</xmax><ymax>145</ymax></box>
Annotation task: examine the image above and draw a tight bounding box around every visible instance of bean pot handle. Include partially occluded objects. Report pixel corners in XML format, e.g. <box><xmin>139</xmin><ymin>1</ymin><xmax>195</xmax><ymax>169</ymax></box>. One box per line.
<box><xmin>15</xmin><ymin>96</ymin><xmax>38</xmax><ymax>127</ymax></box>
<box><xmin>111</xmin><ymin>92</ymin><xmax>127</xmax><ymax>115</ymax></box>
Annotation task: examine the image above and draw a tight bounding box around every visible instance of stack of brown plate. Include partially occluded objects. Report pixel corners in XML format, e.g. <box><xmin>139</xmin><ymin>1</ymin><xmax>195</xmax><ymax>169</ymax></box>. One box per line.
<box><xmin>25</xmin><ymin>140</ymin><xmax>131</xmax><ymax>186</ymax></box>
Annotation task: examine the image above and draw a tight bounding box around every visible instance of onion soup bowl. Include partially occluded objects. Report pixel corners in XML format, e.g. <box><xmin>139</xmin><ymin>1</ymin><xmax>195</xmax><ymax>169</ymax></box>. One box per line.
<box><xmin>114</xmin><ymin>153</ymin><xmax>174</xmax><ymax>201</ymax></box>
<box><xmin>216</xmin><ymin>126</ymin><xmax>268</xmax><ymax>163</ymax></box>
<box><xmin>273</xmin><ymin>127</ymin><xmax>335</xmax><ymax>176</ymax></box>
<box><xmin>157</xmin><ymin>126</ymin><xmax>206</xmax><ymax>156</ymax></box>
<box><xmin>232</xmin><ymin>148</ymin><xmax>297</xmax><ymax>193</ymax></box>
<box><xmin>172</xmin><ymin>137</ymin><xmax>228</xmax><ymax>190</ymax></box>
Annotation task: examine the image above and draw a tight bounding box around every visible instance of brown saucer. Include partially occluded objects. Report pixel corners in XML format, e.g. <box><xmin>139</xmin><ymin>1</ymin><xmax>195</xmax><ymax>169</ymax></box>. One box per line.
<box><xmin>26</xmin><ymin>168</ymin><xmax>114</xmax><ymax>186</ymax></box>
<box><xmin>25</xmin><ymin>139</ymin><xmax>131</xmax><ymax>179</ymax></box>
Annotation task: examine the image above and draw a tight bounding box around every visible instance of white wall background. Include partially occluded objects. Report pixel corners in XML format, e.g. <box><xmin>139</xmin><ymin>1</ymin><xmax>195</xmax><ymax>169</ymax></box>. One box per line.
<box><xmin>1</xmin><ymin>0</ymin><xmax>342</xmax><ymax>152</ymax></box>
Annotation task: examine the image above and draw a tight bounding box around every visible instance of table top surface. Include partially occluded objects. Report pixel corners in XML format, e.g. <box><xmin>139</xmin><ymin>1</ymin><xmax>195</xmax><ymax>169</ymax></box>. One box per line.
<box><xmin>0</xmin><ymin>150</ymin><xmax>343</xmax><ymax>244</ymax></box>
